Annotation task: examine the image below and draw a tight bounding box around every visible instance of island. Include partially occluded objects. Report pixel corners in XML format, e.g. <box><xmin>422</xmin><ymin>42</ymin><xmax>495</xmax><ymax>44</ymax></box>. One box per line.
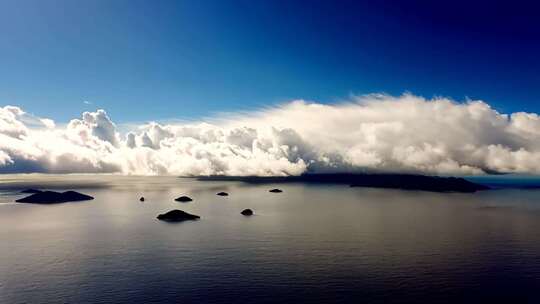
<box><xmin>175</xmin><ymin>196</ymin><xmax>193</xmax><ymax>202</ymax></box>
<box><xmin>16</xmin><ymin>190</ymin><xmax>94</xmax><ymax>204</ymax></box>
<box><xmin>241</xmin><ymin>209</ymin><xmax>254</xmax><ymax>216</ymax></box>
<box><xmin>157</xmin><ymin>210</ymin><xmax>200</xmax><ymax>222</ymax></box>
<box><xmin>216</xmin><ymin>192</ymin><xmax>229</xmax><ymax>196</ymax></box>
<box><xmin>197</xmin><ymin>173</ymin><xmax>489</xmax><ymax>193</ymax></box>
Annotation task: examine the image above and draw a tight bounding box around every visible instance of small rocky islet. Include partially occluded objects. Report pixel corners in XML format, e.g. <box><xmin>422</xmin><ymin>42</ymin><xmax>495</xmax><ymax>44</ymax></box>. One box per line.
<box><xmin>241</xmin><ymin>209</ymin><xmax>254</xmax><ymax>216</ymax></box>
<box><xmin>269</xmin><ymin>188</ymin><xmax>283</xmax><ymax>193</ymax></box>
<box><xmin>157</xmin><ymin>210</ymin><xmax>200</xmax><ymax>222</ymax></box>
<box><xmin>175</xmin><ymin>196</ymin><xmax>193</xmax><ymax>202</ymax></box>
<box><xmin>216</xmin><ymin>192</ymin><xmax>229</xmax><ymax>196</ymax></box>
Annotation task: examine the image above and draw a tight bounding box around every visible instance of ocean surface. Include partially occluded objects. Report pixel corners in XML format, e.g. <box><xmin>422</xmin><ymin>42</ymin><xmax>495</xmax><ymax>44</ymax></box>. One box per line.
<box><xmin>1</xmin><ymin>175</ymin><xmax>540</xmax><ymax>304</ymax></box>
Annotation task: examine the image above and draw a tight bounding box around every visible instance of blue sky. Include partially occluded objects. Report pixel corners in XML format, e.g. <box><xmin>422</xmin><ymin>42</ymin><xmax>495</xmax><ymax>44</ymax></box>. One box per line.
<box><xmin>1</xmin><ymin>0</ymin><xmax>539</xmax><ymax>123</ymax></box>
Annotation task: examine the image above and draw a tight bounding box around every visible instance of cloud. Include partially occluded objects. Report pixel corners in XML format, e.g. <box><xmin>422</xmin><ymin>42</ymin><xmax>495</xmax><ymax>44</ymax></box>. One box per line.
<box><xmin>2</xmin><ymin>94</ymin><xmax>540</xmax><ymax>176</ymax></box>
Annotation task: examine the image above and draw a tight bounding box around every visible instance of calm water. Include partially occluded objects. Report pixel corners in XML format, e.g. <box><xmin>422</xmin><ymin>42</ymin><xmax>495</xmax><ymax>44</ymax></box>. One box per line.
<box><xmin>1</xmin><ymin>175</ymin><xmax>540</xmax><ymax>304</ymax></box>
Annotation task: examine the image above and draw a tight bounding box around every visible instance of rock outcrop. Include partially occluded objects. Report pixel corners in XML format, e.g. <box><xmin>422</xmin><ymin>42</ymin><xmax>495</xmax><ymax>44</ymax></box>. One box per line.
<box><xmin>175</xmin><ymin>196</ymin><xmax>193</xmax><ymax>202</ymax></box>
<box><xmin>241</xmin><ymin>209</ymin><xmax>254</xmax><ymax>216</ymax></box>
<box><xmin>157</xmin><ymin>210</ymin><xmax>200</xmax><ymax>222</ymax></box>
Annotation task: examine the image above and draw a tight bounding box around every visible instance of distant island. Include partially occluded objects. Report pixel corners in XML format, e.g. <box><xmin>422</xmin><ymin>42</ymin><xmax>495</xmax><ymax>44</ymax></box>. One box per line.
<box><xmin>196</xmin><ymin>173</ymin><xmax>489</xmax><ymax>193</ymax></box>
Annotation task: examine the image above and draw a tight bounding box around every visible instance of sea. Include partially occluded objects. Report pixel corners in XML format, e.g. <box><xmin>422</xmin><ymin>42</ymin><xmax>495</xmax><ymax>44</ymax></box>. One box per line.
<box><xmin>1</xmin><ymin>174</ymin><xmax>539</xmax><ymax>303</ymax></box>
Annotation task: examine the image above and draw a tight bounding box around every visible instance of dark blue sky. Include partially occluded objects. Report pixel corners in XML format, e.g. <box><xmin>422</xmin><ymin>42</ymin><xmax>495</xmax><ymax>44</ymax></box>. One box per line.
<box><xmin>1</xmin><ymin>0</ymin><xmax>539</xmax><ymax>122</ymax></box>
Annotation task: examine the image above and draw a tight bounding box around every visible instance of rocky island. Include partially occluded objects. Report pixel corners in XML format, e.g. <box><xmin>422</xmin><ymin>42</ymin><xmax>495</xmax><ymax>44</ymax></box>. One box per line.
<box><xmin>175</xmin><ymin>196</ymin><xmax>193</xmax><ymax>202</ymax></box>
<box><xmin>157</xmin><ymin>210</ymin><xmax>200</xmax><ymax>222</ymax></box>
<box><xmin>16</xmin><ymin>190</ymin><xmax>94</xmax><ymax>204</ymax></box>
<box><xmin>241</xmin><ymin>209</ymin><xmax>254</xmax><ymax>216</ymax></box>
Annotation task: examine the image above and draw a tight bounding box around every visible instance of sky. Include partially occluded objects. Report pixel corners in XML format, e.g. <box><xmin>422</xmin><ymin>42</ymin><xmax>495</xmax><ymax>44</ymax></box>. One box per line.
<box><xmin>1</xmin><ymin>0</ymin><xmax>540</xmax><ymax>123</ymax></box>
<box><xmin>2</xmin><ymin>1</ymin><xmax>540</xmax><ymax>176</ymax></box>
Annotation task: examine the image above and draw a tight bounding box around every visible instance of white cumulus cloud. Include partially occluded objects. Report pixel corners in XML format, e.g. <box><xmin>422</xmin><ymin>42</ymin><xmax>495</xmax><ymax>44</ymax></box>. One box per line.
<box><xmin>2</xmin><ymin>94</ymin><xmax>540</xmax><ymax>176</ymax></box>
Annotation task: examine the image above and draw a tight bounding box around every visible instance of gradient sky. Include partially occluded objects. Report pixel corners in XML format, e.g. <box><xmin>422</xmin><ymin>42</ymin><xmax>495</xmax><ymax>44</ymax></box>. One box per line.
<box><xmin>1</xmin><ymin>0</ymin><xmax>539</xmax><ymax>123</ymax></box>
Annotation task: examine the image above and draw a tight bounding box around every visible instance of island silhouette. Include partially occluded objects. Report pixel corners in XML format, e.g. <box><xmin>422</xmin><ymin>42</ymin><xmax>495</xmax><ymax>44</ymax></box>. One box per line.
<box><xmin>197</xmin><ymin>173</ymin><xmax>488</xmax><ymax>193</ymax></box>
<box><xmin>16</xmin><ymin>190</ymin><xmax>94</xmax><ymax>204</ymax></box>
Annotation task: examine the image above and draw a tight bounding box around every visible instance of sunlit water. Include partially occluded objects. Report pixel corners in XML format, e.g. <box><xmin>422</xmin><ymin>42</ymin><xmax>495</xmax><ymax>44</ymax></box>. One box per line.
<box><xmin>1</xmin><ymin>175</ymin><xmax>540</xmax><ymax>303</ymax></box>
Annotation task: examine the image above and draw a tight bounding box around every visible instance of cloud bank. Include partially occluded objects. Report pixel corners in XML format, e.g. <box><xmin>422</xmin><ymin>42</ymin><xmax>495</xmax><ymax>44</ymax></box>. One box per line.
<box><xmin>2</xmin><ymin>94</ymin><xmax>540</xmax><ymax>176</ymax></box>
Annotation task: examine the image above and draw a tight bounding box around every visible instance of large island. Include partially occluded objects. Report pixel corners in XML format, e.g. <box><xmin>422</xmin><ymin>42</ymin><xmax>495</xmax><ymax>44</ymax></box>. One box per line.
<box><xmin>16</xmin><ymin>190</ymin><xmax>94</xmax><ymax>204</ymax></box>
